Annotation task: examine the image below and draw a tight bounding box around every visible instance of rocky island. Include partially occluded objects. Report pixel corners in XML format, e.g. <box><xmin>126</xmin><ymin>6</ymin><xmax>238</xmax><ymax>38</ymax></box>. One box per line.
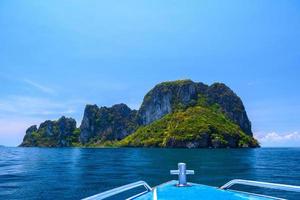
<box><xmin>20</xmin><ymin>80</ymin><xmax>259</xmax><ymax>148</ymax></box>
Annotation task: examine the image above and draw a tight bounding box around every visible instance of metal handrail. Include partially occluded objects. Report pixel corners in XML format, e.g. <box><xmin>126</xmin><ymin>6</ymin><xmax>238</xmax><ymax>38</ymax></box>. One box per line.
<box><xmin>220</xmin><ymin>179</ymin><xmax>300</xmax><ymax>193</ymax></box>
<box><xmin>82</xmin><ymin>181</ymin><xmax>152</xmax><ymax>200</ymax></box>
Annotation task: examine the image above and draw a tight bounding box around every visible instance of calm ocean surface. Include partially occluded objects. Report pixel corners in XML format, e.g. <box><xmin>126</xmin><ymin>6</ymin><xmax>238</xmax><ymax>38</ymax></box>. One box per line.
<box><xmin>0</xmin><ymin>147</ymin><xmax>299</xmax><ymax>200</ymax></box>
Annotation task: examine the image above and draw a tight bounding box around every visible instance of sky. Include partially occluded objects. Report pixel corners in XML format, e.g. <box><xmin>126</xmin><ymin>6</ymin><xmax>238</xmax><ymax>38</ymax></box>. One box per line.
<box><xmin>0</xmin><ymin>0</ymin><xmax>300</xmax><ymax>147</ymax></box>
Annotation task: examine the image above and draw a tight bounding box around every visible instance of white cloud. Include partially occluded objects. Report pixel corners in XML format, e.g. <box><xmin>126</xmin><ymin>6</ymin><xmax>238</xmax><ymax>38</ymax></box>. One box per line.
<box><xmin>255</xmin><ymin>132</ymin><xmax>300</xmax><ymax>147</ymax></box>
<box><xmin>0</xmin><ymin>96</ymin><xmax>84</xmax><ymax>146</ymax></box>
<box><xmin>0</xmin><ymin>117</ymin><xmax>42</xmax><ymax>147</ymax></box>
<box><xmin>24</xmin><ymin>79</ymin><xmax>56</xmax><ymax>95</ymax></box>
<box><xmin>0</xmin><ymin>94</ymin><xmax>85</xmax><ymax>146</ymax></box>
<box><xmin>0</xmin><ymin>95</ymin><xmax>82</xmax><ymax>117</ymax></box>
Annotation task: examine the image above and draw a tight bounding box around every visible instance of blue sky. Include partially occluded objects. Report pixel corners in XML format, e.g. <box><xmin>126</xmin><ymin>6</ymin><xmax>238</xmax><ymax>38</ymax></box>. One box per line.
<box><xmin>1</xmin><ymin>0</ymin><xmax>300</xmax><ymax>146</ymax></box>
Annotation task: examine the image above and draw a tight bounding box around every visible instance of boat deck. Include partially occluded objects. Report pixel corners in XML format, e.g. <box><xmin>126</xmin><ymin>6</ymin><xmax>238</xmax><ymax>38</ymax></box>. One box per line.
<box><xmin>82</xmin><ymin>163</ymin><xmax>300</xmax><ymax>200</ymax></box>
<box><xmin>134</xmin><ymin>180</ymin><xmax>282</xmax><ymax>200</ymax></box>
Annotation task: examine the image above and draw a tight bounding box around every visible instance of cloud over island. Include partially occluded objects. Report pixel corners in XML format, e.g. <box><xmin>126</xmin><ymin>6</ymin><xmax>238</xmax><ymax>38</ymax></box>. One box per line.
<box><xmin>255</xmin><ymin>132</ymin><xmax>300</xmax><ymax>147</ymax></box>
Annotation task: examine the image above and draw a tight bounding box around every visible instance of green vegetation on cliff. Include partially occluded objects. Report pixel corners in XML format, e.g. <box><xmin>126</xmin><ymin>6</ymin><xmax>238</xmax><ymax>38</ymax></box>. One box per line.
<box><xmin>119</xmin><ymin>99</ymin><xmax>258</xmax><ymax>148</ymax></box>
<box><xmin>20</xmin><ymin>117</ymin><xmax>79</xmax><ymax>147</ymax></box>
<box><xmin>20</xmin><ymin>79</ymin><xmax>259</xmax><ymax>148</ymax></box>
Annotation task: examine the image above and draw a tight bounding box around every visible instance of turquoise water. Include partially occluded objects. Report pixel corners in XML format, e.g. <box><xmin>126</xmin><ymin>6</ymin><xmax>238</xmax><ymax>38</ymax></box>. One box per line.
<box><xmin>0</xmin><ymin>147</ymin><xmax>299</xmax><ymax>200</ymax></box>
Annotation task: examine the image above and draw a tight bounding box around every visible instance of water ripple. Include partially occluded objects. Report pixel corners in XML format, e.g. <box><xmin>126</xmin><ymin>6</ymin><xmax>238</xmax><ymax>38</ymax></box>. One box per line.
<box><xmin>0</xmin><ymin>147</ymin><xmax>299</xmax><ymax>199</ymax></box>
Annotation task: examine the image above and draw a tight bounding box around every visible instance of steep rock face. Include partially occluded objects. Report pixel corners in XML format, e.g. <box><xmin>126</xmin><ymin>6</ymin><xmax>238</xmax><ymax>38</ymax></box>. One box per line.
<box><xmin>79</xmin><ymin>105</ymin><xmax>98</xmax><ymax>144</ymax></box>
<box><xmin>20</xmin><ymin>117</ymin><xmax>78</xmax><ymax>147</ymax></box>
<box><xmin>206</xmin><ymin>83</ymin><xmax>252</xmax><ymax>136</ymax></box>
<box><xmin>79</xmin><ymin>103</ymin><xmax>138</xmax><ymax>144</ymax></box>
<box><xmin>138</xmin><ymin>80</ymin><xmax>252</xmax><ymax>136</ymax></box>
<box><xmin>21</xmin><ymin>125</ymin><xmax>38</xmax><ymax>146</ymax></box>
<box><xmin>138</xmin><ymin>80</ymin><xmax>208</xmax><ymax>125</ymax></box>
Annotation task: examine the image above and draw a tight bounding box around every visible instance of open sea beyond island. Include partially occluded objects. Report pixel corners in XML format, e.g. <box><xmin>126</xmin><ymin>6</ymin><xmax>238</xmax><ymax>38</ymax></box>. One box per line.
<box><xmin>0</xmin><ymin>147</ymin><xmax>299</xmax><ymax>200</ymax></box>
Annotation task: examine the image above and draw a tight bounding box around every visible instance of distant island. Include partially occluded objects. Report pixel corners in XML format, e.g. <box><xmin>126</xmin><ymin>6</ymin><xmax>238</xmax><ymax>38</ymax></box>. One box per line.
<box><xmin>20</xmin><ymin>80</ymin><xmax>259</xmax><ymax>148</ymax></box>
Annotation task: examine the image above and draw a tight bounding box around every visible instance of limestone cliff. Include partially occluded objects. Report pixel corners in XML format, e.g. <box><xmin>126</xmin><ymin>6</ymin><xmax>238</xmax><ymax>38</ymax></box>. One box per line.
<box><xmin>20</xmin><ymin>79</ymin><xmax>258</xmax><ymax>148</ymax></box>
<box><xmin>138</xmin><ymin>80</ymin><xmax>207</xmax><ymax>125</ymax></box>
<box><xmin>79</xmin><ymin>104</ymin><xmax>138</xmax><ymax>144</ymax></box>
<box><xmin>20</xmin><ymin>116</ymin><xmax>79</xmax><ymax>147</ymax></box>
<box><xmin>138</xmin><ymin>80</ymin><xmax>252</xmax><ymax>136</ymax></box>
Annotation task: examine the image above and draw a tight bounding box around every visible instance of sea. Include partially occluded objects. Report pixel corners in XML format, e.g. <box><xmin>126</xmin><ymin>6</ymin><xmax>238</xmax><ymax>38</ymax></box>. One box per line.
<box><xmin>0</xmin><ymin>147</ymin><xmax>299</xmax><ymax>200</ymax></box>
